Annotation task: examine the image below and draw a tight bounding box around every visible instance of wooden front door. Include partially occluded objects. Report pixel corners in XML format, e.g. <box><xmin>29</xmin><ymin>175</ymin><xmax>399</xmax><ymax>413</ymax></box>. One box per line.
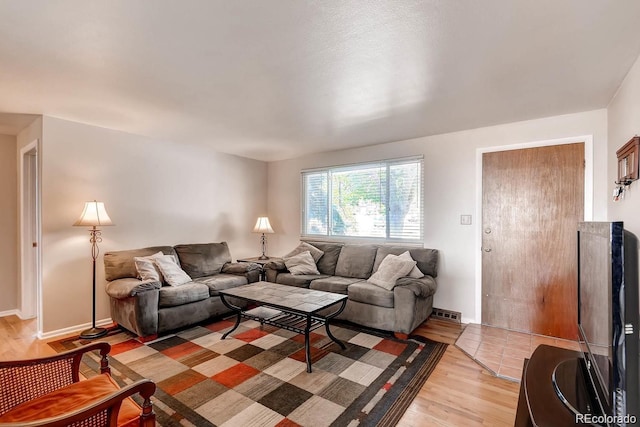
<box><xmin>481</xmin><ymin>143</ymin><xmax>584</xmax><ymax>340</ymax></box>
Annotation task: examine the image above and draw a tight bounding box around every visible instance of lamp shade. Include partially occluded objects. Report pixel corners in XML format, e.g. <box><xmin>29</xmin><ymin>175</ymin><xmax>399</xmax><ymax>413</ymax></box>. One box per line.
<box><xmin>253</xmin><ymin>217</ymin><xmax>274</xmax><ymax>233</ymax></box>
<box><xmin>73</xmin><ymin>201</ymin><xmax>114</xmax><ymax>227</ymax></box>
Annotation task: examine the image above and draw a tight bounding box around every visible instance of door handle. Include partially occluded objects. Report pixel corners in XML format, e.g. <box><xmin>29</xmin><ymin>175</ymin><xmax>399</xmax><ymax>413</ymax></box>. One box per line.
<box><xmin>483</xmin><ymin>248</ymin><xmax>492</xmax><ymax>252</ymax></box>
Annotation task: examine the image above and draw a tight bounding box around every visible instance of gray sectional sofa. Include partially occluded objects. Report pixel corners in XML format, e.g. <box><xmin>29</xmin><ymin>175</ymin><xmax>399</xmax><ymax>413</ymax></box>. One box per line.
<box><xmin>103</xmin><ymin>242</ymin><xmax>260</xmax><ymax>339</ymax></box>
<box><xmin>264</xmin><ymin>241</ymin><xmax>439</xmax><ymax>337</ymax></box>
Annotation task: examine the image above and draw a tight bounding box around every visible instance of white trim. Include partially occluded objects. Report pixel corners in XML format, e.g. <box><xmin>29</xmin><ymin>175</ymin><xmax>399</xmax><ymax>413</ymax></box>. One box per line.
<box><xmin>0</xmin><ymin>309</ymin><xmax>19</xmax><ymax>318</ymax></box>
<box><xmin>37</xmin><ymin>318</ymin><xmax>113</xmax><ymax>340</ymax></box>
<box><xmin>19</xmin><ymin>139</ymin><xmax>42</xmax><ymax>330</ymax></box>
<box><xmin>474</xmin><ymin>135</ymin><xmax>594</xmax><ymax>324</ymax></box>
<box><xmin>301</xmin><ymin>155</ymin><xmax>424</xmax><ymax>174</ymax></box>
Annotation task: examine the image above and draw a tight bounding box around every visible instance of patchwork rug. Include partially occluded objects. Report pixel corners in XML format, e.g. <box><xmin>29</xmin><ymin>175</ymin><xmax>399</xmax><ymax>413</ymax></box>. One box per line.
<box><xmin>49</xmin><ymin>318</ymin><xmax>447</xmax><ymax>427</ymax></box>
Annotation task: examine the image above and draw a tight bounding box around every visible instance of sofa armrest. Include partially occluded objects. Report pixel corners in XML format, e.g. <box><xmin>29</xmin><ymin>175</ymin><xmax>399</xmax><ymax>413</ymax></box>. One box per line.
<box><xmin>222</xmin><ymin>262</ymin><xmax>260</xmax><ymax>275</ymax></box>
<box><xmin>394</xmin><ymin>275</ymin><xmax>437</xmax><ymax>298</ymax></box>
<box><xmin>105</xmin><ymin>278</ymin><xmax>161</xmax><ymax>299</ymax></box>
<box><xmin>264</xmin><ymin>260</ymin><xmax>286</xmax><ymax>271</ymax></box>
<box><xmin>222</xmin><ymin>262</ymin><xmax>261</xmax><ymax>283</ymax></box>
<box><xmin>263</xmin><ymin>260</ymin><xmax>287</xmax><ymax>282</ymax></box>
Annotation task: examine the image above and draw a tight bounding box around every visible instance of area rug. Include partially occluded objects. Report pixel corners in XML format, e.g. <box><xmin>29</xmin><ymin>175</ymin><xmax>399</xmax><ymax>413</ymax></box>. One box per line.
<box><xmin>49</xmin><ymin>318</ymin><xmax>447</xmax><ymax>427</ymax></box>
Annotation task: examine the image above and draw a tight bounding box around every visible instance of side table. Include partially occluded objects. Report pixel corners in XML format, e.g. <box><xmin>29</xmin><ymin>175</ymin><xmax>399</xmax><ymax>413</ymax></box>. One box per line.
<box><xmin>237</xmin><ymin>256</ymin><xmax>282</xmax><ymax>281</ymax></box>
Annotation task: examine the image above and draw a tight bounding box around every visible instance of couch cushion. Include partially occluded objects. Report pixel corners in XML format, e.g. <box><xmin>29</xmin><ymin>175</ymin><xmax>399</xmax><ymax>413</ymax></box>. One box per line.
<box><xmin>334</xmin><ymin>245</ymin><xmax>378</xmax><ymax>279</ymax></box>
<box><xmin>193</xmin><ymin>274</ymin><xmax>249</xmax><ymax>296</ymax></box>
<box><xmin>174</xmin><ymin>242</ymin><xmax>232</xmax><ymax>278</ymax></box>
<box><xmin>0</xmin><ymin>373</ymin><xmax>141</xmax><ymax>426</ymax></box>
<box><xmin>309</xmin><ymin>276</ymin><xmax>363</xmax><ymax>294</ymax></box>
<box><xmin>347</xmin><ymin>281</ymin><xmax>395</xmax><ymax>308</ymax></box>
<box><xmin>305</xmin><ymin>241</ymin><xmax>343</xmax><ymax>275</ymax></box>
<box><xmin>373</xmin><ymin>246</ymin><xmax>439</xmax><ymax>278</ymax></box>
<box><xmin>158</xmin><ymin>282</ymin><xmax>210</xmax><ymax>307</ymax></box>
<box><xmin>104</xmin><ymin>246</ymin><xmax>177</xmax><ymax>281</ymax></box>
<box><xmin>275</xmin><ymin>273</ymin><xmax>329</xmax><ymax>288</ymax></box>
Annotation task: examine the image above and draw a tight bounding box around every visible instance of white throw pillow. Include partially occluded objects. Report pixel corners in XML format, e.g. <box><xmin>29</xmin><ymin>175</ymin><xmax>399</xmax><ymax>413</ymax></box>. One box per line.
<box><xmin>154</xmin><ymin>255</ymin><xmax>192</xmax><ymax>286</ymax></box>
<box><xmin>398</xmin><ymin>251</ymin><xmax>424</xmax><ymax>278</ymax></box>
<box><xmin>133</xmin><ymin>251</ymin><xmax>165</xmax><ymax>282</ymax></box>
<box><xmin>368</xmin><ymin>254</ymin><xmax>416</xmax><ymax>290</ymax></box>
<box><xmin>284</xmin><ymin>251</ymin><xmax>320</xmax><ymax>275</ymax></box>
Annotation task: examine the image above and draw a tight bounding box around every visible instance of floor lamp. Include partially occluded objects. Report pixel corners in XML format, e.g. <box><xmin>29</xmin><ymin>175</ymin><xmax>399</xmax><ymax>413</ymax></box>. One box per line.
<box><xmin>253</xmin><ymin>217</ymin><xmax>274</xmax><ymax>260</ymax></box>
<box><xmin>74</xmin><ymin>200</ymin><xmax>114</xmax><ymax>339</ymax></box>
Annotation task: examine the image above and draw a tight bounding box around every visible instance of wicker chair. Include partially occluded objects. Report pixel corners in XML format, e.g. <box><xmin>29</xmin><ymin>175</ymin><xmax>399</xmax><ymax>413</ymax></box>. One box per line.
<box><xmin>0</xmin><ymin>342</ymin><xmax>156</xmax><ymax>427</ymax></box>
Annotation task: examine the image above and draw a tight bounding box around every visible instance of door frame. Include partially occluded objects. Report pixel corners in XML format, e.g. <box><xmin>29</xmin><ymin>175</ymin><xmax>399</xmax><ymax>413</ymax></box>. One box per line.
<box><xmin>474</xmin><ymin>135</ymin><xmax>593</xmax><ymax>324</ymax></box>
<box><xmin>19</xmin><ymin>139</ymin><xmax>41</xmax><ymax>333</ymax></box>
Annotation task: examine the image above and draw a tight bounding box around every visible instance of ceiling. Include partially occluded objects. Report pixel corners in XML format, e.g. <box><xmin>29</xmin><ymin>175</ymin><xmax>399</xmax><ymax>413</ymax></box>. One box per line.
<box><xmin>1</xmin><ymin>1</ymin><xmax>640</xmax><ymax>161</ymax></box>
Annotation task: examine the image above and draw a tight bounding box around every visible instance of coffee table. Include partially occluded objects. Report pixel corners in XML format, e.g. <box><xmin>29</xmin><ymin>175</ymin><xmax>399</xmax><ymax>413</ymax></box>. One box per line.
<box><xmin>218</xmin><ymin>282</ymin><xmax>348</xmax><ymax>372</ymax></box>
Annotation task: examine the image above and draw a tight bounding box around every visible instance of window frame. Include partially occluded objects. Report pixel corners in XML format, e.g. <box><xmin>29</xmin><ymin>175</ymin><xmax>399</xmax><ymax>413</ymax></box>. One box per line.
<box><xmin>300</xmin><ymin>156</ymin><xmax>424</xmax><ymax>243</ymax></box>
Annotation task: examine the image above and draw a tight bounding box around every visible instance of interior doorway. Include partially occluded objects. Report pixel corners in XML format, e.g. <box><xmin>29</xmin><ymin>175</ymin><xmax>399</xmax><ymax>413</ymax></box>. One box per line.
<box><xmin>20</xmin><ymin>140</ymin><xmax>40</xmax><ymax>328</ymax></box>
<box><xmin>480</xmin><ymin>142</ymin><xmax>585</xmax><ymax>340</ymax></box>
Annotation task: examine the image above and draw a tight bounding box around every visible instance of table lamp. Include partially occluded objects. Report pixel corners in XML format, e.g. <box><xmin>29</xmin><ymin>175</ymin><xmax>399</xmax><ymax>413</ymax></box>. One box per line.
<box><xmin>253</xmin><ymin>217</ymin><xmax>274</xmax><ymax>260</ymax></box>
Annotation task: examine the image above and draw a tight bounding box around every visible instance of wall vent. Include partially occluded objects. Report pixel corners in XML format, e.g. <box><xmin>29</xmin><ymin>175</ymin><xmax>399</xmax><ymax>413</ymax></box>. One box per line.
<box><xmin>432</xmin><ymin>307</ymin><xmax>462</xmax><ymax>323</ymax></box>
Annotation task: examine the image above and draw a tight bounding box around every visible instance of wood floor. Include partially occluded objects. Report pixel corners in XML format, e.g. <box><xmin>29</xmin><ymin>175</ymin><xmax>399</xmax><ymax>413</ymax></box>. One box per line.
<box><xmin>0</xmin><ymin>315</ymin><xmax>519</xmax><ymax>426</ymax></box>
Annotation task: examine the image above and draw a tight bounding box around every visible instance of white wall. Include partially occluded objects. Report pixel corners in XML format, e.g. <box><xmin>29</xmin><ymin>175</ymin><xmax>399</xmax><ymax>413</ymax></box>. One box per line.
<box><xmin>608</xmin><ymin>54</ymin><xmax>640</xmax><ymax>238</ymax></box>
<box><xmin>268</xmin><ymin>109</ymin><xmax>608</xmax><ymax>323</ymax></box>
<box><xmin>39</xmin><ymin>116</ymin><xmax>268</xmax><ymax>334</ymax></box>
<box><xmin>0</xmin><ymin>134</ymin><xmax>18</xmax><ymax>313</ymax></box>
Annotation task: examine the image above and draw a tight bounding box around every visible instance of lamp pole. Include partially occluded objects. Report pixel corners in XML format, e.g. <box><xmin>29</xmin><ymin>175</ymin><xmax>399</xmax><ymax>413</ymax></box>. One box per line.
<box><xmin>80</xmin><ymin>225</ymin><xmax>107</xmax><ymax>339</ymax></box>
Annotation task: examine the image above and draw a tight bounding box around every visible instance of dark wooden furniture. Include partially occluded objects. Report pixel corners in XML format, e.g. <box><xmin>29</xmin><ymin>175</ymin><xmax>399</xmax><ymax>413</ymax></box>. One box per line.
<box><xmin>515</xmin><ymin>344</ymin><xmax>602</xmax><ymax>427</ymax></box>
<box><xmin>617</xmin><ymin>136</ymin><xmax>640</xmax><ymax>184</ymax></box>
<box><xmin>219</xmin><ymin>281</ymin><xmax>347</xmax><ymax>372</ymax></box>
<box><xmin>0</xmin><ymin>342</ymin><xmax>156</xmax><ymax>426</ymax></box>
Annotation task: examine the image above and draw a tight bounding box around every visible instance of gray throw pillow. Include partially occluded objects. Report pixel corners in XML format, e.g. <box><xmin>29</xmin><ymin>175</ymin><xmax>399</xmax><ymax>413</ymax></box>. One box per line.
<box><xmin>284</xmin><ymin>242</ymin><xmax>324</xmax><ymax>263</ymax></box>
<box><xmin>284</xmin><ymin>251</ymin><xmax>320</xmax><ymax>275</ymax></box>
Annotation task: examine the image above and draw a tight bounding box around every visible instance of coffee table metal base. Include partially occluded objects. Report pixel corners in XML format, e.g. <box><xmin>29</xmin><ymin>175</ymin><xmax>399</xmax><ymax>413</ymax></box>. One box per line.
<box><xmin>219</xmin><ymin>295</ymin><xmax>347</xmax><ymax>372</ymax></box>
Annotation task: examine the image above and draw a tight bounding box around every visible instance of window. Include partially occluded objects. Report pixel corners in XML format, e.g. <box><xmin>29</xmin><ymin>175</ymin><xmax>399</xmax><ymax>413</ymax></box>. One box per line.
<box><xmin>302</xmin><ymin>157</ymin><xmax>423</xmax><ymax>241</ymax></box>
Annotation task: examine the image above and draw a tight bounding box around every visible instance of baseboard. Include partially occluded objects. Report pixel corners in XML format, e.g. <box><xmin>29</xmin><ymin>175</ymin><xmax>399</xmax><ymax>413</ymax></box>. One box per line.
<box><xmin>38</xmin><ymin>318</ymin><xmax>113</xmax><ymax>340</ymax></box>
<box><xmin>431</xmin><ymin>307</ymin><xmax>462</xmax><ymax>324</ymax></box>
<box><xmin>15</xmin><ymin>310</ymin><xmax>36</xmax><ymax>320</ymax></box>
<box><xmin>461</xmin><ymin>316</ymin><xmax>477</xmax><ymax>325</ymax></box>
<box><xmin>0</xmin><ymin>309</ymin><xmax>19</xmax><ymax>318</ymax></box>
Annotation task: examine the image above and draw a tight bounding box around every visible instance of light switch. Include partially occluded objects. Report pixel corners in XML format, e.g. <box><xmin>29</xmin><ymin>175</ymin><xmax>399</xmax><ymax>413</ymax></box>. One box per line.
<box><xmin>460</xmin><ymin>215</ymin><xmax>472</xmax><ymax>225</ymax></box>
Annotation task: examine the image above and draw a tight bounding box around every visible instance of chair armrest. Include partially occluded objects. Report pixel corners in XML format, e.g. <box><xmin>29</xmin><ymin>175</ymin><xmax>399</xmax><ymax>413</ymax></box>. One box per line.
<box><xmin>105</xmin><ymin>278</ymin><xmax>162</xmax><ymax>299</ymax></box>
<box><xmin>0</xmin><ymin>379</ymin><xmax>156</xmax><ymax>427</ymax></box>
<box><xmin>0</xmin><ymin>343</ymin><xmax>111</xmax><ymax>416</ymax></box>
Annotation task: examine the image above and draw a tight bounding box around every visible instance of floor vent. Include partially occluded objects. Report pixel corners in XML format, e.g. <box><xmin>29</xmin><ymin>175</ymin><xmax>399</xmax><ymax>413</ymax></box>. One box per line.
<box><xmin>432</xmin><ymin>307</ymin><xmax>462</xmax><ymax>323</ymax></box>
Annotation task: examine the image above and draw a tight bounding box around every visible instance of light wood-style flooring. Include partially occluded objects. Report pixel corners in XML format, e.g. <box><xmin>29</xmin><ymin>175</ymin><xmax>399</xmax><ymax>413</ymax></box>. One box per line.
<box><xmin>0</xmin><ymin>315</ymin><xmax>519</xmax><ymax>426</ymax></box>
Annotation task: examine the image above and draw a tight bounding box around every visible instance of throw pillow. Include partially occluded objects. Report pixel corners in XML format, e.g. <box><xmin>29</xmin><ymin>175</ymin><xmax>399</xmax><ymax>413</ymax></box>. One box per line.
<box><xmin>368</xmin><ymin>254</ymin><xmax>416</xmax><ymax>290</ymax></box>
<box><xmin>284</xmin><ymin>241</ymin><xmax>325</xmax><ymax>263</ymax></box>
<box><xmin>154</xmin><ymin>255</ymin><xmax>192</xmax><ymax>286</ymax></box>
<box><xmin>284</xmin><ymin>251</ymin><xmax>320</xmax><ymax>275</ymax></box>
<box><xmin>133</xmin><ymin>251</ymin><xmax>165</xmax><ymax>282</ymax></box>
<box><xmin>398</xmin><ymin>251</ymin><xmax>424</xmax><ymax>278</ymax></box>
